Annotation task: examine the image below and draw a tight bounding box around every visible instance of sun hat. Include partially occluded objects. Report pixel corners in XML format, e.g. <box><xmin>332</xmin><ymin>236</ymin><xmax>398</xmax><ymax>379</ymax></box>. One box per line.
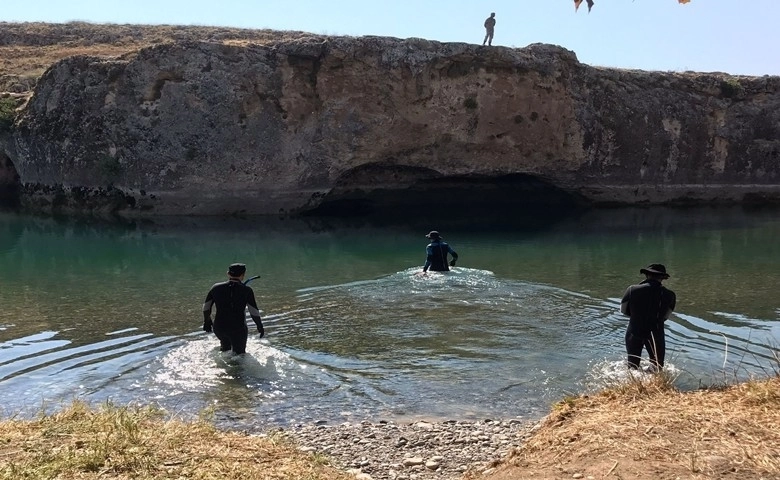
<box><xmin>425</xmin><ymin>231</ymin><xmax>441</xmax><ymax>239</ymax></box>
<box><xmin>640</xmin><ymin>263</ymin><xmax>670</xmax><ymax>279</ymax></box>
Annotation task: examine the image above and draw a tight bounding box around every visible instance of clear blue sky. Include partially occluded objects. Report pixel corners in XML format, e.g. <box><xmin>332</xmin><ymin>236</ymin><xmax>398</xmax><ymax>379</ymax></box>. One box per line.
<box><xmin>3</xmin><ymin>0</ymin><xmax>779</xmax><ymax>76</ymax></box>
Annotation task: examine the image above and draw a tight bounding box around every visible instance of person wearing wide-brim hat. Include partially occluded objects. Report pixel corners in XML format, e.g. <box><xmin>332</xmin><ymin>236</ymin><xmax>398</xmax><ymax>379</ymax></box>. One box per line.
<box><xmin>422</xmin><ymin>231</ymin><xmax>459</xmax><ymax>274</ymax></box>
<box><xmin>202</xmin><ymin>263</ymin><xmax>264</xmax><ymax>354</ymax></box>
<box><xmin>620</xmin><ymin>264</ymin><xmax>677</xmax><ymax>371</ymax></box>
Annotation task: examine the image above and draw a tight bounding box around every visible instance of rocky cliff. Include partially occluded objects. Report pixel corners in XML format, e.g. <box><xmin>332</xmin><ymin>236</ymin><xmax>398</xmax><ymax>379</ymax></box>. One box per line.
<box><xmin>2</xmin><ymin>34</ymin><xmax>779</xmax><ymax>216</ymax></box>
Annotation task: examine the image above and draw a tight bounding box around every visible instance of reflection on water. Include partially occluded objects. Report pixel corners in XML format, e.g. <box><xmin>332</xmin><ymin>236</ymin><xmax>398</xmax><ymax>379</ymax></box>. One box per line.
<box><xmin>0</xmin><ymin>207</ymin><xmax>778</xmax><ymax>428</ymax></box>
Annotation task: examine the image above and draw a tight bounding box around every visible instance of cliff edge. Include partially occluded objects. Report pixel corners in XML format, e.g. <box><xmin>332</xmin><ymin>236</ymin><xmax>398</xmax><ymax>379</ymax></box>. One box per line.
<box><xmin>1</xmin><ymin>24</ymin><xmax>779</xmax><ymax>216</ymax></box>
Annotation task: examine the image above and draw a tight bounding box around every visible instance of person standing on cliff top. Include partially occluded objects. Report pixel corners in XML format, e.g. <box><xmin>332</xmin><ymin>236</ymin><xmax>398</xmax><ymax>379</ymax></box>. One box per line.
<box><xmin>202</xmin><ymin>263</ymin><xmax>264</xmax><ymax>355</ymax></box>
<box><xmin>422</xmin><ymin>231</ymin><xmax>458</xmax><ymax>274</ymax></box>
<box><xmin>620</xmin><ymin>264</ymin><xmax>676</xmax><ymax>372</ymax></box>
<box><xmin>483</xmin><ymin>12</ymin><xmax>496</xmax><ymax>46</ymax></box>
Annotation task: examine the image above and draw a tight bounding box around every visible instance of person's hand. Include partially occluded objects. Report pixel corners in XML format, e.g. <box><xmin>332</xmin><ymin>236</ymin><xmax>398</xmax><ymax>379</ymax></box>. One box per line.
<box><xmin>257</xmin><ymin>325</ymin><xmax>265</xmax><ymax>338</ymax></box>
<box><xmin>202</xmin><ymin>319</ymin><xmax>213</xmax><ymax>333</ymax></box>
<box><xmin>449</xmin><ymin>260</ymin><xmax>457</xmax><ymax>267</ymax></box>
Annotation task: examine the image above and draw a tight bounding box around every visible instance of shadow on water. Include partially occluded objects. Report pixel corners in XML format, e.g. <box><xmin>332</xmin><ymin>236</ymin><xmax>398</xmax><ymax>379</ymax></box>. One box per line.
<box><xmin>4</xmin><ymin>202</ymin><xmax>779</xmax><ymax>239</ymax></box>
<box><xmin>300</xmin><ymin>172</ymin><xmax>587</xmax><ymax>233</ymax></box>
<box><xmin>550</xmin><ymin>205</ymin><xmax>780</xmax><ymax>235</ymax></box>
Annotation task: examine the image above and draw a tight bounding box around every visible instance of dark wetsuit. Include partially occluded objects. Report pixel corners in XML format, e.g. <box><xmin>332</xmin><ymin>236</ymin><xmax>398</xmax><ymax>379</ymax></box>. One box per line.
<box><xmin>620</xmin><ymin>279</ymin><xmax>676</xmax><ymax>369</ymax></box>
<box><xmin>483</xmin><ymin>15</ymin><xmax>496</xmax><ymax>45</ymax></box>
<box><xmin>423</xmin><ymin>240</ymin><xmax>458</xmax><ymax>272</ymax></box>
<box><xmin>202</xmin><ymin>279</ymin><xmax>263</xmax><ymax>354</ymax></box>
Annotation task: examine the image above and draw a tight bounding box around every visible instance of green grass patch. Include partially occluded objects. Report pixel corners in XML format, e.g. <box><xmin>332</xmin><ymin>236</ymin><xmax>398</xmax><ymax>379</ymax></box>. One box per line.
<box><xmin>720</xmin><ymin>78</ymin><xmax>744</xmax><ymax>99</ymax></box>
<box><xmin>0</xmin><ymin>97</ymin><xmax>18</xmax><ymax>133</ymax></box>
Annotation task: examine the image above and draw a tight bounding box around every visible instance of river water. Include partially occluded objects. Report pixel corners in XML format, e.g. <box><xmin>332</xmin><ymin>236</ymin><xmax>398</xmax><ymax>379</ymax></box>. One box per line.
<box><xmin>0</xmin><ymin>207</ymin><xmax>778</xmax><ymax>429</ymax></box>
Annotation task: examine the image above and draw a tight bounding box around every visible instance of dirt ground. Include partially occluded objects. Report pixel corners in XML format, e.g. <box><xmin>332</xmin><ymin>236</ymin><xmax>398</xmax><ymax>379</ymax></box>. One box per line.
<box><xmin>473</xmin><ymin>376</ymin><xmax>780</xmax><ymax>480</ymax></box>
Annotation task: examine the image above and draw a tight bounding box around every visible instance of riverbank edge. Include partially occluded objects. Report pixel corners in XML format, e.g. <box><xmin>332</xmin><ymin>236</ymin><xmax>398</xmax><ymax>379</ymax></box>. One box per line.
<box><xmin>1</xmin><ymin>374</ymin><xmax>778</xmax><ymax>480</ymax></box>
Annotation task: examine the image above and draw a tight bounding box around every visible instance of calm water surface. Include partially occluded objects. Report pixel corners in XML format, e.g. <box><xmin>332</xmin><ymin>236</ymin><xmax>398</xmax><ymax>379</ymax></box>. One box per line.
<box><xmin>0</xmin><ymin>207</ymin><xmax>778</xmax><ymax>429</ymax></box>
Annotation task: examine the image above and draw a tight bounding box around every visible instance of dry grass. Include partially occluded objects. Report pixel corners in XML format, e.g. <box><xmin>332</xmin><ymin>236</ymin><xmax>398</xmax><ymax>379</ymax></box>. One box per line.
<box><xmin>0</xmin><ymin>401</ymin><xmax>352</xmax><ymax>480</ymax></box>
<box><xmin>480</xmin><ymin>375</ymin><xmax>780</xmax><ymax>480</ymax></box>
<box><xmin>0</xmin><ymin>22</ymin><xmax>322</xmax><ymax>93</ymax></box>
<box><xmin>1</xmin><ymin>376</ymin><xmax>778</xmax><ymax>480</ymax></box>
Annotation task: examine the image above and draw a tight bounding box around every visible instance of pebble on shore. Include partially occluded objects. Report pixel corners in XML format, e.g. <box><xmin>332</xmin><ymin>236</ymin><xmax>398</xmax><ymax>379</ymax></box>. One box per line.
<box><xmin>278</xmin><ymin>418</ymin><xmax>540</xmax><ymax>480</ymax></box>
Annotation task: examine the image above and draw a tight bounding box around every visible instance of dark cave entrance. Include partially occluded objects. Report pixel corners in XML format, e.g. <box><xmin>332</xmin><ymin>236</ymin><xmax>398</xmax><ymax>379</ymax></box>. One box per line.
<box><xmin>303</xmin><ymin>164</ymin><xmax>587</xmax><ymax>229</ymax></box>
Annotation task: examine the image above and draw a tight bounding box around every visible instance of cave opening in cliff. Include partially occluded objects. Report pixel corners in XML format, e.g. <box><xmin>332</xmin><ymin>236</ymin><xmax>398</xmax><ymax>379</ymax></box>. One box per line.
<box><xmin>304</xmin><ymin>165</ymin><xmax>586</xmax><ymax>229</ymax></box>
<box><xmin>0</xmin><ymin>152</ymin><xmax>20</xmax><ymax>210</ymax></box>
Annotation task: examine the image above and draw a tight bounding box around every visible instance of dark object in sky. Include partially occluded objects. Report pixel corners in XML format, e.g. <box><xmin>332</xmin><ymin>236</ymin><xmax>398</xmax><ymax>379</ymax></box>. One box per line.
<box><xmin>576</xmin><ymin>0</ymin><xmax>691</xmax><ymax>12</ymax></box>
<box><xmin>574</xmin><ymin>0</ymin><xmax>595</xmax><ymax>13</ymax></box>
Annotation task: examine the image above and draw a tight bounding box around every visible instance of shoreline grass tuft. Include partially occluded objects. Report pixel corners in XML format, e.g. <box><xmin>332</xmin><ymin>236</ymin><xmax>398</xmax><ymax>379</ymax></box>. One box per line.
<box><xmin>484</xmin><ymin>373</ymin><xmax>780</xmax><ymax>479</ymax></box>
<box><xmin>0</xmin><ymin>401</ymin><xmax>352</xmax><ymax>480</ymax></box>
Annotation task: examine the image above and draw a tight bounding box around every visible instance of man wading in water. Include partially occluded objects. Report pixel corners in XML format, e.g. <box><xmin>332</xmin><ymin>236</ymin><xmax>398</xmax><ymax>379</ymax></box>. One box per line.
<box><xmin>422</xmin><ymin>231</ymin><xmax>459</xmax><ymax>274</ymax></box>
<box><xmin>620</xmin><ymin>264</ymin><xmax>676</xmax><ymax>372</ymax></box>
<box><xmin>202</xmin><ymin>263</ymin><xmax>264</xmax><ymax>354</ymax></box>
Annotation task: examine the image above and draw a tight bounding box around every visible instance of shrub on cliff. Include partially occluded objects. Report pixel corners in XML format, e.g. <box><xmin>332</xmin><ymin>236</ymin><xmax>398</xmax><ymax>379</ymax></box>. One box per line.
<box><xmin>0</xmin><ymin>97</ymin><xmax>17</xmax><ymax>133</ymax></box>
<box><xmin>720</xmin><ymin>78</ymin><xmax>744</xmax><ymax>99</ymax></box>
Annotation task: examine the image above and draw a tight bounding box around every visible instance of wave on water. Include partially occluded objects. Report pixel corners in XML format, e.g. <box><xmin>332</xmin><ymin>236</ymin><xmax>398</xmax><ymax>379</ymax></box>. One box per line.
<box><xmin>581</xmin><ymin>309</ymin><xmax>779</xmax><ymax>393</ymax></box>
<box><xmin>0</xmin><ymin>331</ymin><xmax>70</xmax><ymax>365</ymax></box>
<box><xmin>0</xmin><ymin>329</ymin><xmax>182</xmax><ymax>417</ymax></box>
<box><xmin>142</xmin><ymin>334</ymin><xmax>385</xmax><ymax>427</ymax></box>
<box><xmin>584</xmin><ymin>358</ymin><xmax>682</xmax><ymax>390</ymax></box>
<box><xmin>275</xmin><ymin>267</ymin><xmax>629</xmax><ymax>421</ymax></box>
<box><xmin>297</xmin><ymin>267</ymin><xmax>504</xmax><ymax>294</ymax></box>
<box><xmin>1</xmin><ymin>265</ymin><xmax>776</xmax><ymax>427</ymax></box>
<box><xmin>151</xmin><ymin>336</ymin><xmax>298</xmax><ymax>396</ymax></box>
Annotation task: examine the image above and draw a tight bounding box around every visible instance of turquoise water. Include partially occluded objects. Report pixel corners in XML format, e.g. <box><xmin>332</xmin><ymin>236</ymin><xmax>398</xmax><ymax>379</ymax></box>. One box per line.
<box><xmin>0</xmin><ymin>207</ymin><xmax>778</xmax><ymax>429</ymax></box>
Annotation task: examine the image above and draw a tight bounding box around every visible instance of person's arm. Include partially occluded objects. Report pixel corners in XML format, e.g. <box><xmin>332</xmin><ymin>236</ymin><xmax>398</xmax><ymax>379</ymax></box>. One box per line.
<box><xmin>422</xmin><ymin>245</ymin><xmax>434</xmax><ymax>272</ymax></box>
<box><xmin>620</xmin><ymin>286</ymin><xmax>632</xmax><ymax>316</ymax></box>
<box><xmin>202</xmin><ymin>288</ymin><xmax>214</xmax><ymax>332</ymax></box>
<box><xmin>246</xmin><ymin>287</ymin><xmax>264</xmax><ymax>337</ymax></box>
<box><xmin>448</xmin><ymin>245</ymin><xmax>458</xmax><ymax>266</ymax></box>
<box><xmin>660</xmin><ymin>290</ymin><xmax>676</xmax><ymax>321</ymax></box>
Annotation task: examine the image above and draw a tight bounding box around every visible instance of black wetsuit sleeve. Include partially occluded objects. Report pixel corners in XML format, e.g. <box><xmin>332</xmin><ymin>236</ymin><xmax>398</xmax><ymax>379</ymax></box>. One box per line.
<box><xmin>423</xmin><ymin>244</ymin><xmax>434</xmax><ymax>272</ymax></box>
<box><xmin>661</xmin><ymin>289</ymin><xmax>676</xmax><ymax>320</ymax></box>
<box><xmin>620</xmin><ymin>286</ymin><xmax>632</xmax><ymax>316</ymax></box>
<box><xmin>203</xmin><ymin>287</ymin><xmax>215</xmax><ymax>322</ymax></box>
<box><xmin>246</xmin><ymin>286</ymin><xmax>263</xmax><ymax>328</ymax></box>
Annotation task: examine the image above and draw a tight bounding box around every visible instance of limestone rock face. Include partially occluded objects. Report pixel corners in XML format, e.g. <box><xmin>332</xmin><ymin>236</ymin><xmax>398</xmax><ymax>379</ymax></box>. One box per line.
<box><xmin>5</xmin><ymin>36</ymin><xmax>780</xmax><ymax>215</ymax></box>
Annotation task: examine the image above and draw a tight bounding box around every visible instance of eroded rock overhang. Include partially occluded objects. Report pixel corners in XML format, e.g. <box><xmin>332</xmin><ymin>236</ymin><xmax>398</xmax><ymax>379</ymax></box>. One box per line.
<box><xmin>3</xmin><ymin>35</ymin><xmax>780</xmax><ymax>216</ymax></box>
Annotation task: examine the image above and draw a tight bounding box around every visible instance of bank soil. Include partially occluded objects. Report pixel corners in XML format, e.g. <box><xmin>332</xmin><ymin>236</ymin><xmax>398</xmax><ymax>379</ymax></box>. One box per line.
<box><xmin>0</xmin><ymin>376</ymin><xmax>777</xmax><ymax>480</ymax></box>
<box><xmin>478</xmin><ymin>376</ymin><xmax>780</xmax><ymax>480</ymax></box>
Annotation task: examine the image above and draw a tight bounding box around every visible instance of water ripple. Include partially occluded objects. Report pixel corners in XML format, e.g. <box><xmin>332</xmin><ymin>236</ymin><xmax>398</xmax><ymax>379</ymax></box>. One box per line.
<box><xmin>0</xmin><ymin>268</ymin><xmax>776</xmax><ymax>426</ymax></box>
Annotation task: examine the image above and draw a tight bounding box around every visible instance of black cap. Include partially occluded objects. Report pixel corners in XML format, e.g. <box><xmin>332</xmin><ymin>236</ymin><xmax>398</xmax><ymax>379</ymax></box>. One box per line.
<box><xmin>640</xmin><ymin>263</ymin><xmax>670</xmax><ymax>279</ymax></box>
<box><xmin>228</xmin><ymin>263</ymin><xmax>247</xmax><ymax>276</ymax></box>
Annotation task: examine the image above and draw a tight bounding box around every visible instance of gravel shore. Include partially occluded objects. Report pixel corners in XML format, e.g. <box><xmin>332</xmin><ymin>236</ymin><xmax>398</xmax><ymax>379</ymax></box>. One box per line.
<box><xmin>278</xmin><ymin>418</ymin><xmax>542</xmax><ymax>480</ymax></box>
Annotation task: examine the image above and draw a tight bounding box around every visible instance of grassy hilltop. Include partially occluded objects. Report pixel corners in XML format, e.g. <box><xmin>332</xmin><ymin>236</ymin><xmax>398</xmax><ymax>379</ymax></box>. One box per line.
<box><xmin>0</xmin><ymin>21</ymin><xmax>314</xmax><ymax>94</ymax></box>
